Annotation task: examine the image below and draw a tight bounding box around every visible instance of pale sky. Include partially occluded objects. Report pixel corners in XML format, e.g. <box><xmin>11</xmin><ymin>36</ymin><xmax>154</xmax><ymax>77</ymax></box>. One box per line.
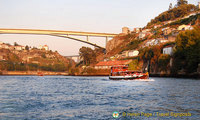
<box><xmin>0</xmin><ymin>0</ymin><xmax>199</xmax><ymax>56</ymax></box>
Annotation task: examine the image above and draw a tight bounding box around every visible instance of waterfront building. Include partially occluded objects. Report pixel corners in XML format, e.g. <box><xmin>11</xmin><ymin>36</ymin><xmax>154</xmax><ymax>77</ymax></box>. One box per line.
<box><xmin>95</xmin><ymin>60</ymin><xmax>132</xmax><ymax>69</ymax></box>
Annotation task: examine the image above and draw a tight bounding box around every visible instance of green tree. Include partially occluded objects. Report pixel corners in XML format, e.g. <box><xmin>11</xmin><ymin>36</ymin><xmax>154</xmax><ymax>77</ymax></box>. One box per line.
<box><xmin>25</xmin><ymin>45</ymin><xmax>29</xmax><ymax>50</ymax></box>
<box><xmin>173</xmin><ymin>27</ymin><xmax>200</xmax><ymax>73</ymax></box>
<box><xmin>14</xmin><ymin>42</ymin><xmax>19</xmax><ymax>46</ymax></box>
<box><xmin>79</xmin><ymin>47</ymin><xmax>96</xmax><ymax>65</ymax></box>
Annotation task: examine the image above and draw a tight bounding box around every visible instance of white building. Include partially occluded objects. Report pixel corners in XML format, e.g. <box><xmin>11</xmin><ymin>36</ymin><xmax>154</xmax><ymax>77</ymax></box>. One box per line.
<box><xmin>128</xmin><ymin>50</ymin><xmax>139</xmax><ymax>57</ymax></box>
<box><xmin>139</xmin><ymin>32</ymin><xmax>146</xmax><ymax>39</ymax></box>
<box><xmin>65</xmin><ymin>55</ymin><xmax>80</xmax><ymax>63</ymax></box>
<box><xmin>177</xmin><ymin>25</ymin><xmax>193</xmax><ymax>31</ymax></box>
<box><xmin>14</xmin><ymin>45</ymin><xmax>25</xmax><ymax>51</ymax></box>
<box><xmin>163</xmin><ymin>46</ymin><xmax>173</xmax><ymax>55</ymax></box>
<box><xmin>0</xmin><ymin>43</ymin><xmax>10</xmax><ymax>49</ymax></box>
<box><xmin>39</xmin><ymin>45</ymin><xmax>49</xmax><ymax>50</ymax></box>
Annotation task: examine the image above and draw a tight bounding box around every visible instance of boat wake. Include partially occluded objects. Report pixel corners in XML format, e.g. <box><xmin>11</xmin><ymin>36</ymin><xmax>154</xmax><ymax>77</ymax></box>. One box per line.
<box><xmin>126</xmin><ymin>79</ymin><xmax>155</xmax><ymax>82</ymax></box>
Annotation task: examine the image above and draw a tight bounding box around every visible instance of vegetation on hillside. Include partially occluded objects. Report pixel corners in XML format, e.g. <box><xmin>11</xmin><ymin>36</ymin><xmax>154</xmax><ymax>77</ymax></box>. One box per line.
<box><xmin>170</xmin><ymin>13</ymin><xmax>200</xmax><ymax>26</ymax></box>
<box><xmin>0</xmin><ymin>48</ymin><xmax>69</xmax><ymax>72</ymax></box>
<box><xmin>79</xmin><ymin>47</ymin><xmax>104</xmax><ymax>66</ymax></box>
<box><xmin>147</xmin><ymin>4</ymin><xmax>197</xmax><ymax>27</ymax></box>
<box><xmin>172</xmin><ymin>27</ymin><xmax>200</xmax><ymax>74</ymax></box>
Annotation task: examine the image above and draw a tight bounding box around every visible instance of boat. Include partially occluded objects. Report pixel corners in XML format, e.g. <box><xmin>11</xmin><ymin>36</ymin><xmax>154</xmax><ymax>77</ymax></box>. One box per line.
<box><xmin>37</xmin><ymin>72</ymin><xmax>44</xmax><ymax>76</ymax></box>
<box><xmin>109</xmin><ymin>65</ymin><xmax>149</xmax><ymax>80</ymax></box>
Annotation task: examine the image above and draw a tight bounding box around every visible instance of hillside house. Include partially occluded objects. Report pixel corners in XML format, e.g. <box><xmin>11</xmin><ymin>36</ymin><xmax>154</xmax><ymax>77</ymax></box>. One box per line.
<box><xmin>22</xmin><ymin>56</ymin><xmax>33</xmax><ymax>63</ymax></box>
<box><xmin>14</xmin><ymin>45</ymin><xmax>25</xmax><ymax>51</ymax></box>
<box><xmin>128</xmin><ymin>50</ymin><xmax>139</xmax><ymax>57</ymax></box>
<box><xmin>144</xmin><ymin>38</ymin><xmax>168</xmax><ymax>47</ymax></box>
<box><xmin>39</xmin><ymin>45</ymin><xmax>49</xmax><ymax>51</ymax></box>
<box><xmin>177</xmin><ymin>25</ymin><xmax>193</xmax><ymax>31</ymax></box>
<box><xmin>95</xmin><ymin>60</ymin><xmax>132</xmax><ymax>69</ymax></box>
<box><xmin>65</xmin><ymin>55</ymin><xmax>80</xmax><ymax>63</ymax></box>
<box><xmin>163</xmin><ymin>45</ymin><xmax>174</xmax><ymax>55</ymax></box>
<box><xmin>133</xmin><ymin>28</ymin><xmax>141</xmax><ymax>33</ymax></box>
<box><xmin>139</xmin><ymin>32</ymin><xmax>146</xmax><ymax>39</ymax></box>
<box><xmin>154</xmin><ymin>25</ymin><xmax>162</xmax><ymax>29</ymax></box>
<box><xmin>162</xmin><ymin>27</ymin><xmax>172</xmax><ymax>36</ymax></box>
<box><xmin>122</xmin><ymin>27</ymin><xmax>130</xmax><ymax>34</ymax></box>
<box><xmin>142</xmin><ymin>29</ymin><xmax>151</xmax><ymax>33</ymax></box>
<box><xmin>0</xmin><ymin>43</ymin><xmax>12</xmax><ymax>50</ymax></box>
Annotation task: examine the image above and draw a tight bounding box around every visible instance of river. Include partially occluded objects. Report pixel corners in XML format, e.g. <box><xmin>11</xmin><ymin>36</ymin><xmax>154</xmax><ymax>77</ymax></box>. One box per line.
<box><xmin>0</xmin><ymin>76</ymin><xmax>199</xmax><ymax>120</ymax></box>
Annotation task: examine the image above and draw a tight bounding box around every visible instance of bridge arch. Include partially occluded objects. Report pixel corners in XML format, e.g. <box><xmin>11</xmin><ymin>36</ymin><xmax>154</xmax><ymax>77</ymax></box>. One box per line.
<box><xmin>0</xmin><ymin>28</ymin><xmax>117</xmax><ymax>49</ymax></box>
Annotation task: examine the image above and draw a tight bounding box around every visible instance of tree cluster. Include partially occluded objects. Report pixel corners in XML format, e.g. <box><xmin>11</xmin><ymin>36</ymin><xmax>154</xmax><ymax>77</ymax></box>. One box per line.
<box><xmin>172</xmin><ymin>27</ymin><xmax>200</xmax><ymax>73</ymax></box>
<box><xmin>0</xmin><ymin>62</ymin><xmax>68</xmax><ymax>72</ymax></box>
<box><xmin>79</xmin><ymin>47</ymin><xmax>97</xmax><ymax>65</ymax></box>
<box><xmin>147</xmin><ymin>4</ymin><xmax>196</xmax><ymax>26</ymax></box>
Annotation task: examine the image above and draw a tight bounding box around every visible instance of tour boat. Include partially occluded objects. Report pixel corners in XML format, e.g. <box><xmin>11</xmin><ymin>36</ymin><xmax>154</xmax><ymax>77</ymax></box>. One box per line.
<box><xmin>109</xmin><ymin>65</ymin><xmax>149</xmax><ymax>80</ymax></box>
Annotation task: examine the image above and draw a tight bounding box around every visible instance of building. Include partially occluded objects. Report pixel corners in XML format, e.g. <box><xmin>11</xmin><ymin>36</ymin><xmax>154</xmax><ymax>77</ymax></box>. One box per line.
<box><xmin>198</xmin><ymin>2</ymin><xmax>200</xmax><ymax>9</ymax></box>
<box><xmin>122</xmin><ymin>27</ymin><xmax>130</xmax><ymax>34</ymax></box>
<box><xmin>121</xmin><ymin>51</ymin><xmax>129</xmax><ymax>58</ymax></box>
<box><xmin>95</xmin><ymin>60</ymin><xmax>132</xmax><ymax>69</ymax></box>
<box><xmin>133</xmin><ymin>28</ymin><xmax>141</xmax><ymax>33</ymax></box>
<box><xmin>154</xmin><ymin>25</ymin><xmax>162</xmax><ymax>29</ymax></box>
<box><xmin>162</xmin><ymin>27</ymin><xmax>172</xmax><ymax>36</ymax></box>
<box><xmin>177</xmin><ymin>25</ymin><xmax>193</xmax><ymax>31</ymax></box>
<box><xmin>39</xmin><ymin>45</ymin><xmax>49</xmax><ymax>50</ymax></box>
<box><xmin>142</xmin><ymin>29</ymin><xmax>151</xmax><ymax>33</ymax></box>
<box><xmin>0</xmin><ymin>43</ymin><xmax>11</xmax><ymax>49</ymax></box>
<box><xmin>65</xmin><ymin>55</ymin><xmax>80</xmax><ymax>63</ymax></box>
<box><xmin>144</xmin><ymin>38</ymin><xmax>168</xmax><ymax>47</ymax></box>
<box><xmin>14</xmin><ymin>45</ymin><xmax>25</xmax><ymax>51</ymax></box>
<box><xmin>128</xmin><ymin>50</ymin><xmax>139</xmax><ymax>57</ymax></box>
<box><xmin>163</xmin><ymin>46</ymin><xmax>174</xmax><ymax>55</ymax></box>
<box><xmin>139</xmin><ymin>32</ymin><xmax>146</xmax><ymax>39</ymax></box>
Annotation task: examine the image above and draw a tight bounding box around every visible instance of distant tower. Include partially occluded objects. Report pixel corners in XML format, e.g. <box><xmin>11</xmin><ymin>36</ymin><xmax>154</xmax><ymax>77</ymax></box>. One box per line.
<box><xmin>122</xmin><ymin>27</ymin><xmax>130</xmax><ymax>34</ymax></box>
<box><xmin>198</xmin><ymin>2</ymin><xmax>200</xmax><ymax>10</ymax></box>
<box><xmin>169</xmin><ymin>3</ymin><xmax>173</xmax><ymax>10</ymax></box>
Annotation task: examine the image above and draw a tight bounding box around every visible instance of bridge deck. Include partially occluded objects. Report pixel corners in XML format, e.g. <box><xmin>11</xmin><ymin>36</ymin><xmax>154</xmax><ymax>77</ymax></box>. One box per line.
<box><xmin>0</xmin><ymin>28</ymin><xmax>117</xmax><ymax>37</ymax></box>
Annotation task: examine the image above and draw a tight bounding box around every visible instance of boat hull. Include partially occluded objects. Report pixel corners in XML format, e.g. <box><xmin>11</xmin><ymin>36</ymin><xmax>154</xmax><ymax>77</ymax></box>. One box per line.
<box><xmin>109</xmin><ymin>74</ymin><xmax>149</xmax><ymax>80</ymax></box>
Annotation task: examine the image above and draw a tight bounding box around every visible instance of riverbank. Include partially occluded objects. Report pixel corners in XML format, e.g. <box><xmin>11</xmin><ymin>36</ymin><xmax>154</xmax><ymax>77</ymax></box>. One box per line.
<box><xmin>1</xmin><ymin>71</ymin><xmax>199</xmax><ymax>79</ymax></box>
<box><xmin>0</xmin><ymin>71</ymin><xmax>68</xmax><ymax>76</ymax></box>
<box><xmin>73</xmin><ymin>73</ymin><xmax>200</xmax><ymax>79</ymax></box>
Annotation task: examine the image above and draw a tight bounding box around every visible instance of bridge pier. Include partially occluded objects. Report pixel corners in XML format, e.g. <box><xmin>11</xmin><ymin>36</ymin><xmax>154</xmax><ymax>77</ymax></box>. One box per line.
<box><xmin>87</xmin><ymin>36</ymin><xmax>89</xmax><ymax>41</ymax></box>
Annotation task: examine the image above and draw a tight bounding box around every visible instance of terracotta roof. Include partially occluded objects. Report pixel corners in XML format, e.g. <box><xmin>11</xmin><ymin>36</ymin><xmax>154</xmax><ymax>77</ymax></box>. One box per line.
<box><xmin>96</xmin><ymin>60</ymin><xmax>132</xmax><ymax>66</ymax></box>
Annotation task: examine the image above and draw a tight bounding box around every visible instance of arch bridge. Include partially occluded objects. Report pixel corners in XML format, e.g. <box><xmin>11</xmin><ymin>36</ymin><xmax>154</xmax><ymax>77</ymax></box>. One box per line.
<box><xmin>0</xmin><ymin>28</ymin><xmax>118</xmax><ymax>49</ymax></box>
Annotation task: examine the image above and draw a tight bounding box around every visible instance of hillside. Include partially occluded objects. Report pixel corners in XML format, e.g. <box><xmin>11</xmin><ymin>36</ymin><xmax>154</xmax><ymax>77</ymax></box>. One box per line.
<box><xmin>147</xmin><ymin>4</ymin><xmax>198</xmax><ymax>28</ymax></box>
<box><xmin>101</xmin><ymin>3</ymin><xmax>200</xmax><ymax>77</ymax></box>
<box><xmin>0</xmin><ymin>43</ymin><xmax>71</xmax><ymax>72</ymax></box>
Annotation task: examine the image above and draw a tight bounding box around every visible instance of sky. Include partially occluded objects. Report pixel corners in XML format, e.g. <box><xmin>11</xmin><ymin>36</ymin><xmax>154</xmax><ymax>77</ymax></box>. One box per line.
<box><xmin>0</xmin><ymin>0</ymin><xmax>199</xmax><ymax>56</ymax></box>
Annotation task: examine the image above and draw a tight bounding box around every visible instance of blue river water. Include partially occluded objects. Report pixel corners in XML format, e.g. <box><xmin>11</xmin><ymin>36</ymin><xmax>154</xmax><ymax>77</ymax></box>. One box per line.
<box><xmin>0</xmin><ymin>76</ymin><xmax>199</xmax><ymax>120</ymax></box>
